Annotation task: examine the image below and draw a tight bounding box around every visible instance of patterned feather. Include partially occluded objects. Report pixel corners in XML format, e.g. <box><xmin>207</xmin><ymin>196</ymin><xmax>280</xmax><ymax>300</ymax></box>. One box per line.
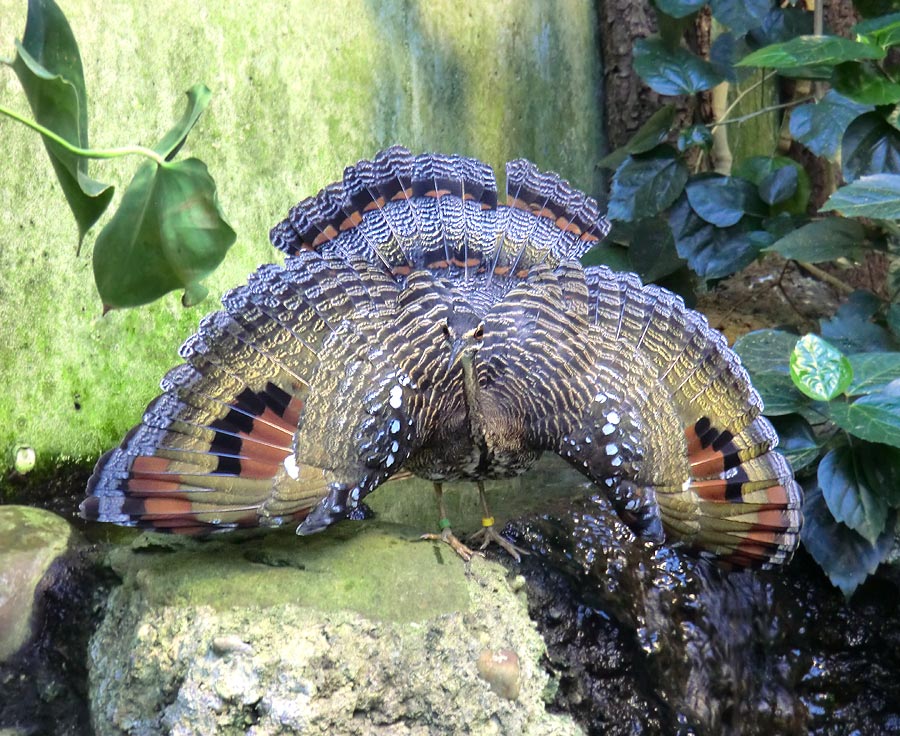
<box><xmin>82</xmin><ymin>147</ymin><xmax>801</xmax><ymax>568</ymax></box>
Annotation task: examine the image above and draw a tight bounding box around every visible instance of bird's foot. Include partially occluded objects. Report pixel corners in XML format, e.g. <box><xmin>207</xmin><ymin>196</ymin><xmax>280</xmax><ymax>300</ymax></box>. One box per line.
<box><xmin>420</xmin><ymin>527</ymin><xmax>481</xmax><ymax>562</ymax></box>
<box><xmin>468</xmin><ymin>523</ymin><xmax>529</xmax><ymax>563</ymax></box>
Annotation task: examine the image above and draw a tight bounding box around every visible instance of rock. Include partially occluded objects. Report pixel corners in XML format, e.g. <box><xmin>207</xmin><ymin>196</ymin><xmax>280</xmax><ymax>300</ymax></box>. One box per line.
<box><xmin>0</xmin><ymin>506</ymin><xmax>73</xmax><ymax>662</ymax></box>
<box><xmin>87</xmin><ymin>521</ymin><xmax>582</xmax><ymax>736</ymax></box>
<box><xmin>477</xmin><ymin>649</ymin><xmax>521</xmax><ymax>701</ymax></box>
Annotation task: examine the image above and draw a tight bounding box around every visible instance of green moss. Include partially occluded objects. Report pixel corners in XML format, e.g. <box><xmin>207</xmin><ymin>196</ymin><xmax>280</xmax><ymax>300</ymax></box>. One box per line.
<box><xmin>109</xmin><ymin>521</ymin><xmax>470</xmax><ymax>622</ymax></box>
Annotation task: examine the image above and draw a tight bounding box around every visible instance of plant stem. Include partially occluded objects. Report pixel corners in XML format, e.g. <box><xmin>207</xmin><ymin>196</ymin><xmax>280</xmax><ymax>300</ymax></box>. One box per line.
<box><xmin>0</xmin><ymin>103</ymin><xmax>164</xmax><ymax>165</ymax></box>
<box><xmin>711</xmin><ymin>70</ymin><xmax>778</xmax><ymax>131</ymax></box>
<box><xmin>796</xmin><ymin>261</ymin><xmax>856</xmax><ymax>295</ymax></box>
<box><xmin>711</xmin><ymin>96</ymin><xmax>816</xmax><ymax>129</ymax></box>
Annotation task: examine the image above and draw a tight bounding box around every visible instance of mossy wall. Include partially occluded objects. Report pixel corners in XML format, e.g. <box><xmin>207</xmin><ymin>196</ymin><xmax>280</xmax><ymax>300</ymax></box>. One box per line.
<box><xmin>0</xmin><ymin>0</ymin><xmax>603</xmax><ymax>485</ymax></box>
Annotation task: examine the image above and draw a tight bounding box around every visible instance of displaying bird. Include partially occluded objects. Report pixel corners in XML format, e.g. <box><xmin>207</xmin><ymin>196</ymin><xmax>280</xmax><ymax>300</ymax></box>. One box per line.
<box><xmin>81</xmin><ymin>146</ymin><xmax>802</xmax><ymax>568</ymax></box>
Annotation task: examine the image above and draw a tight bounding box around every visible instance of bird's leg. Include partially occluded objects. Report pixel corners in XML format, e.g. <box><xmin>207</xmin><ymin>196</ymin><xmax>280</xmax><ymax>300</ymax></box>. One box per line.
<box><xmin>420</xmin><ymin>482</ymin><xmax>478</xmax><ymax>562</ymax></box>
<box><xmin>467</xmin><ymin>481</ymin><xmax>529</xmax><ymax>562</ymax></box>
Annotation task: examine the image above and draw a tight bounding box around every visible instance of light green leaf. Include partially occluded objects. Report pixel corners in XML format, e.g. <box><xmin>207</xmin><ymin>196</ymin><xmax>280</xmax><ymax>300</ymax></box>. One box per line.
<box><xmin>821</xmin><ymin>174</ymin><xmax>900</xmax><ymax>219</ymax></box>
<box><xmin>737</xmin><ymin>35</ymin><xmax>885</xmax><ymax>71</ymax></box>
<box><xmin>847</xmin><ymin>352</ymin><xmax>900</xmax><ymax>395</ymax></box>
<box><xmin>764</xmin><ymin>218</ymin><xmax>865</xmax><ymax>263</ymax></box>
<box><xmin>824</xmin><ymin>382</ymin><xmax>900</xmax><ymax>448</ymax></box>
<box><xmin>790</xmin><ymin>334</ymin><xmax>853</xmax><ymax>400</ymax></box>
<box><xmin>853</xmin><ymin>12</ymin><xmax>900</xmax><ymax>49</ymax></box>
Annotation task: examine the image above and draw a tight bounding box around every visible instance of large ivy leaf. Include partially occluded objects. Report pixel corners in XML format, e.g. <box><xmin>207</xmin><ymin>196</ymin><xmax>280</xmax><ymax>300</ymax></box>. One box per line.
<box><xmin>749</xmin><ymin>7</ymin><xmax>813</xmax><ymax>48</ymax></box>
<box><xmin>737</xmin><ymin>35</ymin><xmax>885</xmax><ymax>72</ymax></box>
<box><xmin>11</xmin><ymin>0</ymin><xmax>113</xmax><ymax>243</ymax></box>
<box><xmin>788</xmin><ymin>91</ymin><xmax>873</xmax><ymax>161</ymax></box>
<box><xmin>847</xmin><ymin>352</ymin><xmax>900</xmax><ymax>395</ymax></box>
<box><xmin>770</xmin><ymin>415</ymin><xmax>821</xmax><ymax>472</ymax></box>
<box><xmin>832</xmin><ymin>61</ymin><xmax>900</xmax><ymax>106</ymax></box>
<box><xmin>93</xmin><ymin>158</ymin><xmax>236</xmax><ymax>309</ymax></box>
<box><xmin>685</xmin><ymin>173</ymin><xmax>766</xmax><ymax>227</ymax></box>
<box><xmin>801</xmin><ymin>484</ymin><xmax>894</xmax><ymax>598</ymax></box>
<box><xmin>841</xmin><ymin>112</ymin><xmax>900</xmax><ymax>183</ymax></box>
<box><xmin>852</xmin><ymin>13</ymin><xmax>900</xmax><ymax>50</ymax></box>
<box><xmin>597</xmin><ymin>105</ymin><xmax>677</xmax><ymax>170</ymax></box>
<box><xmin>710</xmin><ymin>0</ymin><xmax>770</xmax><ymax>36</ymax></box>
<box><xmin>654</xmin><ymin>0</ymin><xmax>706</xmax><ymax>19</ymax></box>
<box><xmin>818</xmin><ymin>446</ymin><xmax>889</xmax><ymax>544</ymax></box>
<box><xmin>758</xmin><ymin>165</ymin><xmax>798</xmax><ymax>206</ymax></box>
<box><xmin>824</xmin><ymin>381</ymin><xmax>900</xmax><ymax>448</ymax></box>
<box><xmin>627</xmin><ymin>217</ymin><xmax>684</xmax><ymax>282</ymax></box>
<box><xmin>731</xmin><ymin>156</ymin><xmax>810</xmax><ymax>215</ymax></box>
<box><xmin>821</xmin><ymin>174</ymin><xmax>900</xmax><ymax>219</ymax></box>
<box><xmin>668</xmin><ymin>196</ymin><xmax>767</xmax><ymax>280</ymax></box>
<box><xmin>734</xmin><ymin>329</ymin><xmax>797</xmax><ymax>374</ymax></box>
<box><xmin>790</xmin><ymin>334</ymin><xmax>853</xmax><ymax>401</ymax></box>
<box><xmin>153</xmin><ymin>84</ymin><xmax>212</xmax><ymax>161</ymax></box>
<box><xmin>634</xmin><ymin>38</ymin><xmax>726</xmax><ymax>96</ymax></box>
<box><xmin>764</xmin><ymin>218</ymin><xmax>865</xmax><ymax>263</ymax></box>
<box><xmin>608</xmin><ymin>148</ymin><xmax>688</xmax><ymax>221</ymax></box>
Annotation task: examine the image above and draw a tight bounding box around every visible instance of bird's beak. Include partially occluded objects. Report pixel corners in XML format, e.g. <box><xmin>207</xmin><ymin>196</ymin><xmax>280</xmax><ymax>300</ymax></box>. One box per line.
<box><xmin>447</xmin><ymin>338</ymin><xmax>466</xmax><ymax>371</ymax></box>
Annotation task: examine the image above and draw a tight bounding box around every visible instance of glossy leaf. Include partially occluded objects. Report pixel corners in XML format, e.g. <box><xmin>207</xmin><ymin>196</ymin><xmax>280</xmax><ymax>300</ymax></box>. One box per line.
<box><xmin>790</xmin><ymin>334</ymin><xmax>853</xmax><ymax>401</ymax></box>
<box><xmin>821</xmin><ymin>174</ymin><xmax>900</xmax><ymax>219</ymax></box>
<box><xmin>841</xmin><ymin>113</ymin><xmax>900</xmax><ymax>183</ymax></box>
<box><xmin>847</xmin><ymin>353</ymin><xmax>900</xmax><ymax>395</ymax></box>
<box><xmin>763</xmin><ymin>218</ymin><xmax>865</xmax><ymax>263</ymax></box>
<box><xmin>733</xmin><ymin>329</ymin><xmax>798</xmax><ymax>375</ymax></box>
<box><xmin>732</xmin><ymin>156</ymin><xmax>810</xmax><ymax>215</ymax></box>
<box><xmin>654</xmin><ymin>0</ymin><xmax>706</xmax><ymax>19</ymax></box>
<box><xmin>832</xmin><ymin>61</ymin><xmax>900</xmax><ymax>106</ymax></box>
<box><xmin>710</xmin><ymin>0</ymin><xmax>769</xmax><ymax>36</ymax></box>
<box><xmin>93</xmin><ymin>159</ymin><xmax>235</xmax><ymax>309</ymax></box>
<box><xmin>153</xmin><ymin>84</ymin><xmax>212</xmax><ymax>161</ymax></box>
<box><xmin>857</xmin><ymin>442</ymin><xmax>900</xmax><ymax>507</ymax></box>
<box><xmin>685</xmin><ymin>174</ymin><xmax>766</xmax><ymax>227</ymax></box>
<box><xmin>758</xmin><ymin>166</ymin><xmax>798</xmax><ymax>205</ymax></box>
<box><xmin>11</xmin><ymin>0</ymin><xmax>113</xmax><ymax>243</ymax></box>
<box><xmin>581</xmin><ymin>244</ymin><xmax>632</xmax><ymax>273</ymax></box>
<box><xmin>770</xmin><ymin>415</ymin><xmax>821</xmax><ymax>472</ymax></box>
<box><xmin>627</xmin><ymin>217</ymin><xmax>683</xmax><ymax>282</ymax></box>
<box><xmin>788</xmin><ymin>91</ymin><xmax>873</xmax><ymax>161</ymax></box>
<box><xmin>824</xmin><ymin>382</ymin><xmax>900</xmax><ymax>448</ymax></box>
<box><xmin>608</xmin><ymin>148</ymin><xmax>688</xmax><ymax>221</ymax></box>
<box><xmin>668</xmin><ymin>196</ymin><xmax>767</xmax><ymax>280</ymax></box>
<box><xmin>751</xmin><ymin>373</ymin><xmax>811</xmax><ymax>415</ymax></box>
<box><xmin>820</xmin><ymin>291</ymin><xmax>899</xmax><ymax>354</ymax></box>
<box><xmin>598</xmin><ymin>106</ymin><xmax>679</xmax><ymax>170</ymax></box>
<box><xmin>818</xmin><ymin>446</ymin><xmax>889</xmax><ymax>544</ymax></box>
<box><xmin>801</xmin><ymin>484</ymin><xmax>894</xmax><ymax>598</ymax></box>
<box><xmin>737</xmin><ymin>35</ymin><xmax>885</xmax><ymax>71</ymax></box>
<box><xmin>749</xmin><ymin>7</ymin><xmax>813</xmax><ymax>47</ymax></box>
<box><xmin>852</xmin><ymin>13</ymin><xmax>900</xmax><ymax>49</ymax></box>
<box><xmin>634</xmin><ymin>38</ymin><xmax>726</xmax><ymax>96</ymax></box>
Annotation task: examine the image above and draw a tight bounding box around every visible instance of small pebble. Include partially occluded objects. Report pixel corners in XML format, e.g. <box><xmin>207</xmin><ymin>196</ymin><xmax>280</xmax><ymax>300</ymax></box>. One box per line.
<box><xmin>477</xmin><ymin>648</ymin><xmax>520</xmax><ymax>700</ymax></box>
<box><xmin>211</xmin><ymin>635</ymin><xmax>253</xmax><ymax>656</ymax></box>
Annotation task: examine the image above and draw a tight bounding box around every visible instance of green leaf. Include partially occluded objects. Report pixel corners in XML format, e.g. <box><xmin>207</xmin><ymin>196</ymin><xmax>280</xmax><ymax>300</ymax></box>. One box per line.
<box><xmin>857</xmin><ymin>442</ymin><xmax>900</xmax><ymax>506</ymax></box>
<box><xmin>770</xmin><ymin>415</ymin><xmax>821</xmax><ymax>472</ymax></box>
<box><xmin>841</xmin><ymin>112</ymin><xmax>900</xmax><ymax>183</ymax></box>
<box><xmin>92</xmin><ymin>158</ymin><xmax>235</xmax><ymax>309</ymax></box>
<box><xmin>889</xmin><ymin>304</ymin><xmax>900</xmax><ymax>337</ymax></box>
<box><xmin>608</xmin><ymin>148</ymin><xmax>688</xmax><ymax>221</ymax></box>
<box><xmin>832</xmin><ymin>61</ymin><xmax>900</xmax><ymax>105</ymax></box>
<box><xmin>820</xmin><ymin>291</ymin><xmax>899</xmax><ymax>354</ymax></box>
<box><xmin>734</xmin><ymin>328</ymin><xmax>798</xmax><ymax>375</ymax></box>
<box><xmin>654</xmin><ymin>0</ymin><xmax>706</xmax><ymax>19</ymax></box>
<box><xmin>790</xmin><ymin>334</ymin><xmax>854</xmax><ymax>400</ymax></box>
<box><xmin>821</xmin><ymin>174</ymin><xmax>900</xmax><ymax>219</ymax></box>
<box><xmin>847</xmin><ymin>352</ymin><xmax>900</xmax><ymax>395</ymax></box>
<box><xmin>818</xmin><ymin>446</ymin><xmax>889</xmax><ymax>543</ymax></box>
<box><xmin>788</xmin><ymin>91</ymin><xmax>873</xmax><ymax>161</ymax></box>
<box><xmin>685</xmin><ymin>174</ymin><xmax>766</xmax><ymax>227</ymax></box>
<box><xmin>824</xmin><ymin>381</ymin><xmax>900</xmax><ymax>448</ymax></box>
<box><xmin>852</xmin><ymin>12</ymin><xmax>900</xmax><ymax>49</ymax></box>
<box><xmin>801</xmin><ymin>484</ymin><xmax>894</xmax><ymax>598</ymax></box>
<box><xmin>731</xmin><ymin>156</ymin><xmax>810</xmax><ymax>215</ymax></box>
<box><xmin>11</xmin><ymin>0</ymin><xmax>113</xmax><ymax>243</ymax></box>
<box><xmin>710</xmin><ymin>0</ymin><xmax>770</xmax><ymax>36</ymax></box>
<box><xmin>677</xmin><ymin>125</ymin><xmax>714</xmax><ymax>152</ymax></box>
<box><xmin>633</xmin><ymin>38</ymin><xmax>726</xmax><ymax>96</ymax></box>
<box><xmin>737</xmin><ymin>35</ymin><xmax>885</xmax><ymax>71</ymax></box>
<box><xmin>668</xmin><ymin>196</ymin><xmax>766</xmax><ymax>280</ymax></box>
<box><xmin>752</xmin><ymin>373</ymin><xmax>811</xmax><ymax>415</ymax></box>
<box><xmin>597</xmin><ymin>106</ymin><xmax>679</xmax><ymax>170</ymax></box>
<box><xmin>758</xmin><ymin>165</ymin><xmax>798</xmax><ymax>205</ymax></box>
<box><xmin>749</xmin><ymin>7</ymin><xmax>813</xmax><ymax>47</ymax></box>
<box><xmin>152</xmin><ymin>84</ymin><xmax>212</xmax><ymax>161</ymax></box>
<box><xmin>763</xmin><ymin>218</ymin><xmax>865</xmax><ymax>263</ymax></box>
<box><xmin>627</xmin><ymin>217</ymin><xmax>684</xmax><ymax>282</ymax></box>
<box><xmin>581</xmin><ymin>244</ymin><xmax>632</xmax><ymax>272</ymax></box>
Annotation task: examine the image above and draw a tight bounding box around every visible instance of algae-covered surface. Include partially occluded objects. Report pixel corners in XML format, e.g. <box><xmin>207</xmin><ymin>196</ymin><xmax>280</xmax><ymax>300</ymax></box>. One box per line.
<box><xmin>0</xmin><ymin>0</ymin><xmax>603</xmax><ymax>487</ymax></box>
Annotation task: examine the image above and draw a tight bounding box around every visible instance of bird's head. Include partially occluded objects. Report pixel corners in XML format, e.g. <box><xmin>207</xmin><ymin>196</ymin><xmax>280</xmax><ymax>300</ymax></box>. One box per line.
<box><xmin>442</xmin><ymin>315</ymin><xmax>485</xmax><ymax>370</ymax></box>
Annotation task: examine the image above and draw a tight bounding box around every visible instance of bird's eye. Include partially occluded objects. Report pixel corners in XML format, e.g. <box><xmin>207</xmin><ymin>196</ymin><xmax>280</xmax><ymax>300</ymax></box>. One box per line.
<box><xmin>473</xmin><ymin>324</ymin><xmax>484</xmax><ymax>340</ymax></box>
<box><xmin>441</xmin><ymin>321</ymin><xmax>451</xmax><ymax>338</ymax></box>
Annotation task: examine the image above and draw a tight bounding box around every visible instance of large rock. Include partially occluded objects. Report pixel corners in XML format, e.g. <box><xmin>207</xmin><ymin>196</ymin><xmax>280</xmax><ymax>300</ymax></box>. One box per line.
<box><xmin>0</xmin><ymin>0</ymin><xmax>603</xmax><ymax>488</ymax></box>
<box><xmin>0</xmin><ymin>505</ymin><xmax>73</xmax><ymax>662</ymax></box>
<box><xmin>88</xmin><ymin>518</ymin><xmax>582</xmax><ymax>735</ymax></box>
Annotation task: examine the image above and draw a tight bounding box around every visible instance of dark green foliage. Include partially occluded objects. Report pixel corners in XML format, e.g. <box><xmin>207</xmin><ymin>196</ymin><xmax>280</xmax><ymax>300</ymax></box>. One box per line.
<box><xmin>3</xmin><ymin>0</ymin><xmax>234</xmax><ymax>309</ymax></box>
<box><xmin>611</xmin><ymin>0</ymin><xmax>900</xmax><ymax>595</ymax></box>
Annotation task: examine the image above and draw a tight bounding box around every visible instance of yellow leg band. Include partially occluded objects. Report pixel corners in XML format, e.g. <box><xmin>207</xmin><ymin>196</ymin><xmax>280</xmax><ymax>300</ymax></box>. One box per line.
<box><xmin>481</xmin><ymin>516</ymin><xmax>495</xmax><ymax>528</ymax></box>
